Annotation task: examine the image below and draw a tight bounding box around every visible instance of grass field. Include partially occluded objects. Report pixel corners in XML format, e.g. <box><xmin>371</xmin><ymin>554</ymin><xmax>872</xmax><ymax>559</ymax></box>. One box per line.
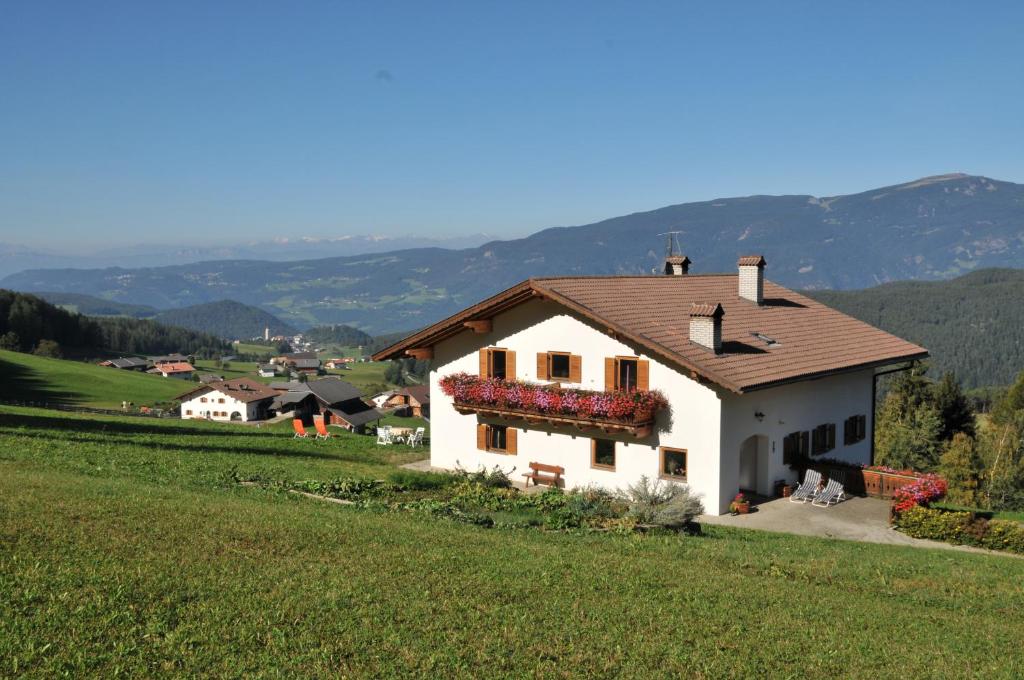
<box><xmin>2</xmin><ymin>405</ymin><xmax>1023</xmax><ymax>677</ymax></box>
<box><xmin>0</xmin><ymin>350</ymin><xmax>186</xmax><ymax>409</ymax></box>
<box><xmin>324</xmin><ymin>361</ymin><xmax>394</xmax><ymax>393</ymax></box>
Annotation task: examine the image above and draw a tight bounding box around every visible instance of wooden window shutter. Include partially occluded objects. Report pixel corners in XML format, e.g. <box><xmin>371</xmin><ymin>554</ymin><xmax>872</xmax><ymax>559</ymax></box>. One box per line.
<box><xmin>536</xmin><ymin>352</ymin><xmax>549</xmax><ymax>380</ymax></box>
<box><xmin>604</xmin><ymin>358</ymin><xmax>615</xmax><ymax>391</ymax></box>
<box><xmin>569</xmin><ymin>354</ymin><xmax>582</xmax><ymax>383</ymax></box>
<box><xmin>843</xmin><ymin>418</ymin><xmax>852</xmax><ymax>445</ymax></box>
<box><xmin>506</xmin><ymin>428</ymin><xmax>517</xmax><ymax>454</ymax></box>
<box><xmin>827</xmin><ymin>423</ymin><xmax>836</xmax><ymax>450</ymax></box>
<box><xmin>479</xmin><ymin>349</ymin><xmax>489</xmax><ymax>378</ymax></box>
<box><xmin>637</xmin><ymin>360</ymin><xmax>650</xmax><ymax>391</ymax></box>
<box><xmin>476</xmin><ymin>423</ymin><xmax>487</xmax><ymax>450</ymax></box>
<box><xmin>505</xmin><ymin>351</ymin><xmax>516</xmax><ymax>380</ymax></box>
<box><xmin>800</xmin><ymin>431</ymin><xmax>809</xmax><ymax>456</ymax></box>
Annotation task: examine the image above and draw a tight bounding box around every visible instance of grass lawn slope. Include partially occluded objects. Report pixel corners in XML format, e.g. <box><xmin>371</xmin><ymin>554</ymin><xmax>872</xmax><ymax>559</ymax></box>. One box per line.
<box><xmin>0</xmin><ymin>350</ymin><xmax>186</xmax><ymax>409</ymax></box>
<box><xmin>1</xmin><ymin>405</ymin><xmax>1023</xmax><ymax>677</ymax></box>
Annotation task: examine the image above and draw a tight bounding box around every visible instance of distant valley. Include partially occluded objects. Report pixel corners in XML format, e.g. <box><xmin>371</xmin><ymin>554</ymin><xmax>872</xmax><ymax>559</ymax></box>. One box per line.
<box><xmin>4</xmin><ymin>174</ymin><xmax>1024</xmax><ymax>335</ymax></box>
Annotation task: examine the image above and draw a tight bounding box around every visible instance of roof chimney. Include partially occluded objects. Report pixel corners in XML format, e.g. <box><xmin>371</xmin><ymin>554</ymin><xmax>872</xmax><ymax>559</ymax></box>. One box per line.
<box><xmin>689</xmin><ymin>303</ymin><xmax>724</xmax><ymax>354</ymax></box>
<box><xmin>737</xmin><ymin>255</ymin><xmax>766</xmax><ymax>304</ymax></box>
<box><xmin>664</xmin><ymin>255</ymin><xmax>691</xmax><ymax>276</ymax></box>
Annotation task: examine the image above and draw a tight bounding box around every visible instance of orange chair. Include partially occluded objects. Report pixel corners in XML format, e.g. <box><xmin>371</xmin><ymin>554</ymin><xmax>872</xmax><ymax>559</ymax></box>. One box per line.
<box><xmin>313</xmin><ymin>415</ymin><xmax>330</xmax><ymax>440</ymax></box>
<box><xmin>292</xmin><ymin>419</ymin><xmax>309</xmax><ymax>438</ymax></box>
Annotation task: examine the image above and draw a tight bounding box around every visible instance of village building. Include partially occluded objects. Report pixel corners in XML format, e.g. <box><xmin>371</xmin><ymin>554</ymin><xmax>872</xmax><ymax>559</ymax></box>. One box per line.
<box><xmin>178</xmin><ymin>377</ymin><xmax>278</xmax><ymax>422</ymax></box>
<box><xmin>148</xmin><ymin>361</ymin><xmax>196</xmax><ymax>380</ymax></box>
<box><xmin>147</xmin><ymin>353</ymin><xmax>190</xmax><ymax>365</ymax></box>
<box><xmin>257</xmin><ymin>364</ymin><xmax>277</xmax><ymax>377</ymax></box>
<box><xmin>374</xmin><ymin>255</ymin><xmax>928</xmax><ymax>515</ymax></box>
<box><xmin>99</xmin><ymin>357</ymin><xmax>149</xmax><ymax>371</ymax></box>
<box><xmin>271</xmin><ymin>377</ymin><xmax>384</xmax><ymax>433</ymax></box>
<box><xmin>382</xmin><ymin>385</ymin><xmax>431</xmax><ymax>418</ymax></box>
<box><xmin>198</xmin><ymin>373</ymin><xmax>224</xmax><ymax>384</ymax></box>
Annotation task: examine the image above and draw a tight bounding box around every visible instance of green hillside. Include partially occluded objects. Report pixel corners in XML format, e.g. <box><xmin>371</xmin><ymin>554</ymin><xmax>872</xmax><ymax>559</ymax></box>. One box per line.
<box><xmin>2</xmin><ymin>405</ymin><xmax>1022</xmax><ymax>676</ymax></box>
<box><xmin>0</xmin><ymin>350</ymin><xmax>186</xmax><ymax>408</ymax></box>
<box><xmin>808</xmin><ymin>268</ymin><xmax>1024</xmax><ymax>388</ymax></box>
<box><xmin>34</xmin><ymin>291</ymin><xmax>157</xmax><ymax>317</ymax></box>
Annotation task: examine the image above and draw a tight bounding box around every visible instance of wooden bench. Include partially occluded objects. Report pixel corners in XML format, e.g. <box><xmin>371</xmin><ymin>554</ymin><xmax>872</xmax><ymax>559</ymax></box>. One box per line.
<box><xmin>522</xmin><ymin>462</ymin><xmax>565</xmax><ymax>488</ymax></box>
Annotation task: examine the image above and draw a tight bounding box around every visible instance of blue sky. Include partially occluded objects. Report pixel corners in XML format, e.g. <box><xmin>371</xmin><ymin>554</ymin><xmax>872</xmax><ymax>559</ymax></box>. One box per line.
<box><xmin>1</xmin><ymin>1</ymin><xmax>1022</xmax><ymax>248</ymax></box>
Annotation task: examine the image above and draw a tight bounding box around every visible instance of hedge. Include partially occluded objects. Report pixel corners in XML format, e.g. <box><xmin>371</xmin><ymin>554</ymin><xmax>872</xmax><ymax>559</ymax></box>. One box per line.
<box><xmin>894</xmin><ymin>505</ymin><xmax>1024</xmax><ymax>554</ymax></box>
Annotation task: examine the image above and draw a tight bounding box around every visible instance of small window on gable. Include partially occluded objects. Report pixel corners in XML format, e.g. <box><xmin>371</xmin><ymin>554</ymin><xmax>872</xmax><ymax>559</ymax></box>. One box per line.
<box><xmin>480</xmin><ymin>348</ymin><xmax>515</xmax><ymax>380</ymax></box>
<box><xmin>660</xmin><ymin>447</ymin><xmax>687</xmax><ymax>481</ymax></box>
<box><xmin>200</xmin><ymin>397</ymin><xmax>207</xmax><ymax>403</ymax></box>
<box><xmin>605</xmin><ymin>356</ymin><xmax>648</xmax><ymax>392</ymax></box>
<box><xmin>592</xmin><ymin>439</ymin><xmax>616</xmax><ymax>470</ymax></box>
<box><xmin>218</xmin><ymin>398</ymin><xmax>225</xmax><ymax>404</ymax></box>
<box><xmin>549</xmin><ymin>352</ymin><xmax>571</xmax><ymax>380</ymax></box>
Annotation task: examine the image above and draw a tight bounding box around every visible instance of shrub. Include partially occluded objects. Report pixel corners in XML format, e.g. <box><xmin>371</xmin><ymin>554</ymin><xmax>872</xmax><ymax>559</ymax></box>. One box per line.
<box><xmin>619</xmin><ymin>476</ymin><xmax>704</xmax><ymax>530</ymax></box>
<box><xmin>453</xmin><ymin>462</ymin><xmax>513</xmax><ymax>488</ymax></box>
<box><xmin>894</xmin><ymin>505</ymin><xmax>1024</xmax><ymax>554</ymax></box>
<box><xmin>386</xmin><ymin>469</ymin><xmax>457</xmax><ymax>491</ymax></box>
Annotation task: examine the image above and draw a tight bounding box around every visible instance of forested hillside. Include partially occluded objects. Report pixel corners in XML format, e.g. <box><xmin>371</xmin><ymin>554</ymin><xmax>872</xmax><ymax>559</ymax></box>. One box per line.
<box><xmin>35</xmin><ymin>291</ymin><xmax>157</xmax><ymax>318</ymax></box>
<box><xmin>0</xmin><ymin>290</ymin><xmax>230</xmax><ymax>358</ymax></box>
<box><xmin>305</xmin><ymin>324</ymin><xmax>374</xmax><ymax>348</ymax></box>
<box><xmin>152</xmin><ymin>300</ymin><xmax>295</xmax><ymax>340</ymax></box>
<box><xmin>808</xmin><ymin>268</ymin><xmax>1024</xmax><ymax>388</ymax></box>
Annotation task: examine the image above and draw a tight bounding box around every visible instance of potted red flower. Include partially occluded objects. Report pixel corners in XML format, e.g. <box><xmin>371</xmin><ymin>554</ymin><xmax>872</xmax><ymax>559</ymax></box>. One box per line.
<box><xmin>729</xmin><ymin>493</ymin><xmax>751</xmax><ymax>515</ymax></box>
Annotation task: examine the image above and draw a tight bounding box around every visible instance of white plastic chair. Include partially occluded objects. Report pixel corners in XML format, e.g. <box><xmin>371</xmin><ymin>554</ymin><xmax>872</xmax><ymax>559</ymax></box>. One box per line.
<box><xmin>376</xmin><ymin>425</ymin><xmax>393</xmax><ymax>445</ymax></box>
<box><xmin>407</xmin><ymin>427</ymin><xmax>425</xmax><ymax>448</ymax></box>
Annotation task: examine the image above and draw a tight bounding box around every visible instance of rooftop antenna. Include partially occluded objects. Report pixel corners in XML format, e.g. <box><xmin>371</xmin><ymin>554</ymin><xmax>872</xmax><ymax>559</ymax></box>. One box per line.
<box><xmin>657</xmin><ymin>230</ymin><xmax>684</xmax><ymax>258</ymax></box>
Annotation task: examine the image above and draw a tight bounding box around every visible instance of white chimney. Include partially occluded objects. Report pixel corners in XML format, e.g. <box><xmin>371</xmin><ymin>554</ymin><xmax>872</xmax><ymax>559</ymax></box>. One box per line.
<box><xmin>689</xmin><ymin>303</ymin><xmax>724</xmax><ymax>353</ymax></box>
<box><xmin>738</xmin><ymin>255</ymin><xmax>766</xmax><ymax>304</ymax></box>
<box><xmin>664</xmin><ymin>255</ymin><xmax>691</xmax><ymax>276</ymax></box>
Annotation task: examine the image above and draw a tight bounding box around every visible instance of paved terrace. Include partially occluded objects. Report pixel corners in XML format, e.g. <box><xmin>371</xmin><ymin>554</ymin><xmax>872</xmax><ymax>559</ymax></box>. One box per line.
<box><xmin>700</xmin><ymin>495</ymin><xmax>1010</xmax><ymax>555</ymax></box>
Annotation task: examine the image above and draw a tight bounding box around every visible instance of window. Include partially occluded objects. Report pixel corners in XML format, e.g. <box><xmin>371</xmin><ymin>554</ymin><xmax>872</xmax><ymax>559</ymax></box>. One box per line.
<box><xmin>185</xmin><ymin>409</ymin><xmax>192</xmax><ymax>416</ymax></box>
<box><xmin>200</xmin><ymin>397</ymin><xmax>207</xmax><ymax>403</ymax></box>
<box><xmin>550</xmin><ymin>352</ymin><xmax>571</xmax><ymax>380</ymax></box>
<box><xmin>477</xmin><ymin>423</ymin><xmax>517</xmax><ymax>454</ymax></box>
<box><xmin>479</xmin><ymin>348</ymin><xmax>515</xmax><ymax>380</ymax></box>
<box><xmin>782</xmin><ymin>431</ymin><xmax>810</xmax><ymax>465</ymax></box>
<box><xmin>592</xmin><ymin>439</ymin><xmax>616</xmax><ymax>470</ymax></box>
<box><xmin>660</xmin><ymin>447</ymin><xmax>687</xmax><ymax>480</ymax></box>
<box><xmin>844</xmin><ymin>415</ymin><xmax>867</xmax><ymax>445</ymax></box>
<box><xmin>811</xmin><ymin>423</ymin><xmax>836</xmax><ymax>456</ymax></box>
<box><xmin>605</xmin><ymin>356</ymin><xmax>649</xmax><ymax>392</ymax></box>
<box><xmin>218</xmin><ymin>398</ymin><xmax>225</xmax><ymax>404</ymax></box>
<box><xmin>537</xmin><ymin>352</ymin><xmax>581</xmax><ymax>382</ymax></box>
<box><xmin>618</xmin><ymin>358</ymin><xmax>638</xmax><ymax>391</ymax></box>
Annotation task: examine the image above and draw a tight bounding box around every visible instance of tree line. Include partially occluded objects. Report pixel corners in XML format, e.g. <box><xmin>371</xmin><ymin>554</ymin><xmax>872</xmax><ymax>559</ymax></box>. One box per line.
<box><xmin>876</xmin><ymin>364</ymin><xmax>1024</xmax><ymax>511</ymax></box>
<box><xmin>0</xmin><ymin>290</ymin><xmax>231</xmax><ymax>359</ymax></box>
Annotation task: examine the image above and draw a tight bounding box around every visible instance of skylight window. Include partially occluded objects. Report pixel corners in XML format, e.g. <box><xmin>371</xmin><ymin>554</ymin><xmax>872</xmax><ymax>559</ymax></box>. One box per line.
<box><xmin>752</xmin><ymin>332</ymin><xmax>780</xmax><ymax>347</ymax></box>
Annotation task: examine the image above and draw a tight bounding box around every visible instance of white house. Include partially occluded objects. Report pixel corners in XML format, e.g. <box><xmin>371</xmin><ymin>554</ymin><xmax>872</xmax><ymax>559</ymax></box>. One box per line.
<box><xmin>178</xmin><ymin>377</ymin><xmax>278</xmax><ymax>422</ymax></box>
<box><xmin>374</xmin><ymin>255</ymin><xmax>928</xmax><ymax>515</ymax></box>
<box><xmin>149</xmin><ymin>361</ymin><xmax>196</xmax><ymax>380</ymax></box>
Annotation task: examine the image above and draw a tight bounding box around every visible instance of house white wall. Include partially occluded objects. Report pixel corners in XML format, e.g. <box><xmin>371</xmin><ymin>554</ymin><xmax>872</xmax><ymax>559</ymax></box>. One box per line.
<box><xmin>719</xmin><ymin>370</ymin><xmax>874</xmax><ymax>503</ymax></box>
<box><xmin>429</xmin><ymin>299</ymin><xmax>727</xmax><ymax>513</ymax></box>
<box><xmin>181</xmin><ymin>390</ymin><xmax>264</xmax><ymax>422</ymax></box>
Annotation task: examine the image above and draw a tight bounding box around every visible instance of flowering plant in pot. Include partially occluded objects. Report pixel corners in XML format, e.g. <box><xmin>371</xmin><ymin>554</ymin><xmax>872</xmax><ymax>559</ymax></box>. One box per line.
<box><xmin>438</xmin><ymin>373</ymin><xmax>668</xmax><ymax>424</ymax></box>
<box><xmin>729</xmin><ymin>493</ymin><xmax>751</xmax><ymax>515</ymax></box>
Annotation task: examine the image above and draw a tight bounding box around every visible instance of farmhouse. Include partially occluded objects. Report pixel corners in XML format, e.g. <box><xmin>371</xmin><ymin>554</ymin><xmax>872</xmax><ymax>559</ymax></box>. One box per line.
<box><xmin>179</xmin><ymin>377</ymin><xmax>278</xmax><ymax>422</ymax></box>
<box><xmin>374</xmin><ymin>255</ymin><xmax>929</xmax><ymax>515</ymax></box>
<box><xmin>257</xmin><ymin>364</ymin><xmax>277</xmax><ymax>377</ymax></box>
<box><xmin>99</xmin><ymin>357</ymin><xmax>149</xmax><ymax>371</ymax></box>
<box><xmin>383</xmin><ymin>385</ymin><xmax>431</xmax><ymax>418</ymax></box>
<box><xmin>272</xmin><ymin>377</ymin><xmax>384</xmax><ymax>432</ymax></box>
<box><xmin>148</xmin><ymin>361</ymin><xmax>196</xmax><ymax>380</ymax></box>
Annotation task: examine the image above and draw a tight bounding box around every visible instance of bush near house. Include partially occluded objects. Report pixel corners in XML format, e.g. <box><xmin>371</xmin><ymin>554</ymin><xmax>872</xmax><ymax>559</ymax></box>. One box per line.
<box><xmin>894</xmin><ymin>506</ymin><xmax>1024</xmax><ymax>554</ymax></box>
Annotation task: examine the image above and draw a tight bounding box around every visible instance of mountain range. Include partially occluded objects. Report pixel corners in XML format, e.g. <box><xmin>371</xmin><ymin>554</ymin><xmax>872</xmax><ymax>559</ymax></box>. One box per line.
<box><xmin>4</xmin><ymin>174</ymin><xmax>1023</xmax><ymax>334</ymax></box>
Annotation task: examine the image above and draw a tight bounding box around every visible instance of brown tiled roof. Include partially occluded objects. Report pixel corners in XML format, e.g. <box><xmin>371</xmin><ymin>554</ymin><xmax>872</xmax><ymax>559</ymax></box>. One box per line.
<box><xmin>737</xmin><ymin>255</ymin><xmax>766</xmax><ymax>266</ymax></box>
<box><xmin>689</xmin><ymin>302</ymin><xmax>724</xmax><ymax>318</ymax></box>
<box><xmin>373</xmin><ymin>275</ymin><xmax>927</xmax><ymax>393</ymax></box>
<box><xmin>177</xmin><ymin>377</ymin><xmax>279</xmax><ymax>403</ymax></box>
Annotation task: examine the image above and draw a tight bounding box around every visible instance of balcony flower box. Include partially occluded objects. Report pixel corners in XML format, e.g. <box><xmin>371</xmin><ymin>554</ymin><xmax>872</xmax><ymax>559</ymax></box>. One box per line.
<box><xmin>438</xmin><ymin>373</ymin><xmax>668</xmax><ymax>438</ymax></box>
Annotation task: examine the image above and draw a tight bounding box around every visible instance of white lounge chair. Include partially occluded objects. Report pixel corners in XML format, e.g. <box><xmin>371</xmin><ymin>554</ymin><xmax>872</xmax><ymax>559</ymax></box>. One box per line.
<box><xmin>407</xmin><ymin>427</ymin><xmax>425</xmax><ymax>448</ymax></box>
<box><xmin>789</xmin><ymin>469</ymin><xmax>822</xmax><ymax>503</ymax></box>
<box><xmin>376</xmin><ymin>426</ymin><xmax>393</xmax><ymax>446</ymax></box>
<box><xmin>811</xmin><ymin>474</ymin><xmax>846</xmax><ymax>507</ymax></box>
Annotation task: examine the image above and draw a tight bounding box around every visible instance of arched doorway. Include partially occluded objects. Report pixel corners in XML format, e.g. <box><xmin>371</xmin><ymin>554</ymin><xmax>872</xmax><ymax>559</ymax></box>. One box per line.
<box><xmin>230</xmin><ymin>411</ymin><xmax>242</xmax><ymax>421</ymax></box>
<box><xmin>738</xmin><ymin>434</ymin><xmax>770</xmax><ymax>496</ymax></box>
